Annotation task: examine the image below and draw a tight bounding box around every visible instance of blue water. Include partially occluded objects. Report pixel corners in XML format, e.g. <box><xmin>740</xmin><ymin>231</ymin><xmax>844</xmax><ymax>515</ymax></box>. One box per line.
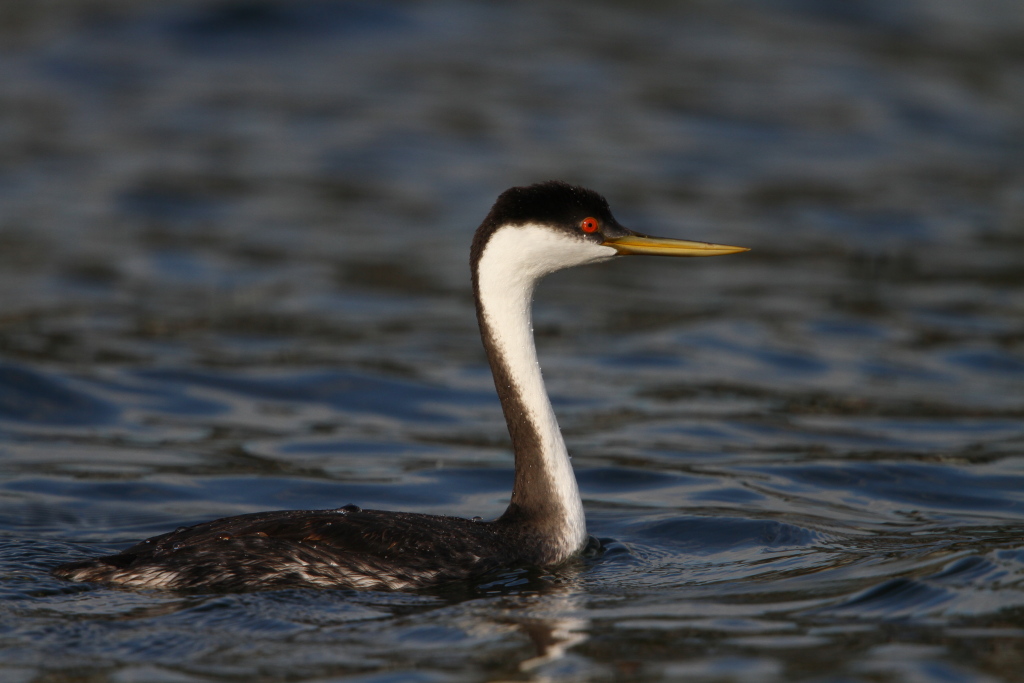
<box><xmin>1</xmin><ymin>1</ymin><xmax>1023</xmax><ymax>681</ymax></box>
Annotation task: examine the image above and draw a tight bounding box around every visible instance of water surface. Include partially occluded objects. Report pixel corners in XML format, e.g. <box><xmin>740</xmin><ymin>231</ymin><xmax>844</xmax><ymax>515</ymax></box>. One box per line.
<box><xmin>1</xmin><ymin>1</ymin><xmax>1023</xmax><ymax>681</ymax></box>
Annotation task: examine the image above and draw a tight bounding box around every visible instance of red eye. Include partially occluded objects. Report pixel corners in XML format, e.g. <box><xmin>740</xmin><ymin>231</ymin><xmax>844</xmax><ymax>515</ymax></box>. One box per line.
<box><xmin>580</xmin><ymin>217</ymin><xmax>599</xmax><ymax>233</ymax></box>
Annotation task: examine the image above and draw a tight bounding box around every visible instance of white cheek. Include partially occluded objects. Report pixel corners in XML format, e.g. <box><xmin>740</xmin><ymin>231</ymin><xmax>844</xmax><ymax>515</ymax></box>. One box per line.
<box><xmin>491</xmin><ymin>224</ymin><xmax>618</xmax><ymax>280</ymax></box>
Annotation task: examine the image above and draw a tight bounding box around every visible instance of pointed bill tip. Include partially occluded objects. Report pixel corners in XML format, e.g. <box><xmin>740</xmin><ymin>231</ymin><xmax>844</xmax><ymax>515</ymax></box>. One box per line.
<box><xmin>602</xmin><ymin>235</ymin><xmax>749</xmax><ymax>257</ymax></box>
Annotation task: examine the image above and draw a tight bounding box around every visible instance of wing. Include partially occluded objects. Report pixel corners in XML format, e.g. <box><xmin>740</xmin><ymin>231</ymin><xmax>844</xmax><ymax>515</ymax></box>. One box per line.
<box><xmin>54</xmin><ymin>508</ymin><xmax>514</xmax><ymax>591</ymax></box>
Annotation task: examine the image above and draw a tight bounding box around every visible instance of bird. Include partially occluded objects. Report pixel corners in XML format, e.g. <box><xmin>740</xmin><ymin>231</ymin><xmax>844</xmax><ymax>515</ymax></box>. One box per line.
<box><xmin>53</xmin><ymin>181</ymin><xmax>747</xmax><ymax>591</ymax></box>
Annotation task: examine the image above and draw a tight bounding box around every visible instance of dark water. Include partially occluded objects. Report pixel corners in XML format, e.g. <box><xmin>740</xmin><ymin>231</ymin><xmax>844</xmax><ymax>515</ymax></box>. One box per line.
<box><xmin>1</xmin><ymin>0</ymin><xmax>1023</xmax><ymax>680</ymax></box>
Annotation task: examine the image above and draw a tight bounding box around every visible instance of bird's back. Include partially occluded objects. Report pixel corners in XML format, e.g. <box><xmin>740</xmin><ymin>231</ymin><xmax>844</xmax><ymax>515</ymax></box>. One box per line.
<box><xmin>54</xmin><ymin>507</ymin><xmax>519</xmax><ymax>591</ymax></box>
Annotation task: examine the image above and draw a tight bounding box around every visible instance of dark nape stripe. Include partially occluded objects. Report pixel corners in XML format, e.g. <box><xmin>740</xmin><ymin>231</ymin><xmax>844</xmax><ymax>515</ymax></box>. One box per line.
<box><xmin>471</xmin><ymin>267</ymin><xmax>546</xmax><ymax>509</ymax></box>
<box><xmin>472</xmin><ymin>292</ymin><xmax>571</xmax><ymax>564</ymax></box>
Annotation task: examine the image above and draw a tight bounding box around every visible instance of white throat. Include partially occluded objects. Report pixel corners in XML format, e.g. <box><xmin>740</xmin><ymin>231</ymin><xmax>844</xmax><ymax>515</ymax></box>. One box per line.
<box><xmin>476</xmin><ymin>224</ymin><xmax>616</xmax><ymax>557</ymax></box>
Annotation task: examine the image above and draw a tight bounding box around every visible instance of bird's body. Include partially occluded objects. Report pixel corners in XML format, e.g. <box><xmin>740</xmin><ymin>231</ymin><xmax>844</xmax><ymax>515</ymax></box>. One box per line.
<box><xmin>56</xmin><ymin>507</ymin><xmax>536</xmax><ymax>591</ymax></box>
<box><xmin>53</xmin><ymin>181</ymin><xmax>746</xmax><ymax>591</ymax></box>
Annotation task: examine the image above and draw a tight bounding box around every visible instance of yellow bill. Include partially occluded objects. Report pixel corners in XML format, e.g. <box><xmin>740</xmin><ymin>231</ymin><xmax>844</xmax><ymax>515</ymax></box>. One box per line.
<box><xmin>603</xmin><ymin>235</ymin><xmax>749</xmax><ymax>257</ymax></box>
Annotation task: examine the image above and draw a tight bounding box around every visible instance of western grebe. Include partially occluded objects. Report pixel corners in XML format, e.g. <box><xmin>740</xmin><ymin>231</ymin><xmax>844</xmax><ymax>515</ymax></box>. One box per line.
<box><xmin>53</xmin><ymin>181</ymin><xmax>747</xmax><ymax>591</ymax></box>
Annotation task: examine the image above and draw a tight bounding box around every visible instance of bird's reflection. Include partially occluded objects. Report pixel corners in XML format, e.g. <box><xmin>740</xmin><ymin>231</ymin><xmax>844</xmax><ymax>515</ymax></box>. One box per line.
<box><xmin>468</xmin><ymin>566</ymin><xmax>594</xmax><ymax>681</ymax></box>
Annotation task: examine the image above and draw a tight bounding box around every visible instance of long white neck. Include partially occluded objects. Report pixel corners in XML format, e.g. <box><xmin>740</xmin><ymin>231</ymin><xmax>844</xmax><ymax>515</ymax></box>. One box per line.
<box><xmin>473</xmin><ymin>224</ymin><xmax>616</xmax><ymax>563</ymax></box>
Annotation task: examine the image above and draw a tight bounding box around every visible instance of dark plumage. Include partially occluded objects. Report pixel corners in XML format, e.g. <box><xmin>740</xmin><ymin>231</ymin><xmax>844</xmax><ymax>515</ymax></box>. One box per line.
<box><xmin>54</xmin><ymin>507</ymin><xmax>539</xmax><ymax>590</ymax></box>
